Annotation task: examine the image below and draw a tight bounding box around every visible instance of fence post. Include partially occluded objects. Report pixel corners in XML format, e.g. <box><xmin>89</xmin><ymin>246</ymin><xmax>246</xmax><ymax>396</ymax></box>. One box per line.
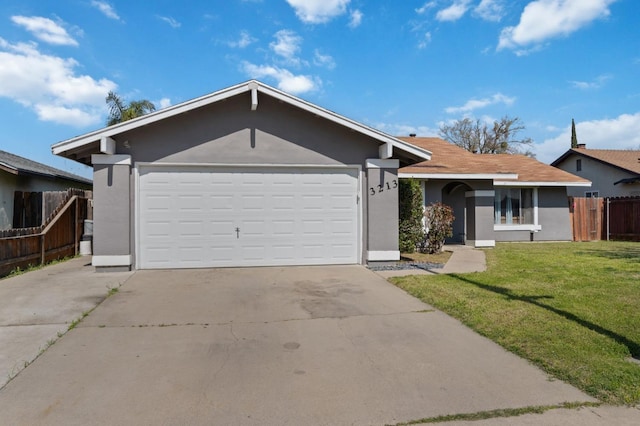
<box><xmin>40</xmin><ymin>234</ymin><xmax>45</xmax><ymax>266</ymax></box>
<box><xmin>74</xmin><ymin>198</ymin><xmax>78</xmax><ymax>256</ymax></box>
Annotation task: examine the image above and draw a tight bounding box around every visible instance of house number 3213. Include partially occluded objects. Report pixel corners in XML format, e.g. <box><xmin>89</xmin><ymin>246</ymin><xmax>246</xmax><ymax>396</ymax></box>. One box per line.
<box><xmin>369</xmin><ymin>179</ymin><xmax>398</xmax><ymax>196</ymax></box>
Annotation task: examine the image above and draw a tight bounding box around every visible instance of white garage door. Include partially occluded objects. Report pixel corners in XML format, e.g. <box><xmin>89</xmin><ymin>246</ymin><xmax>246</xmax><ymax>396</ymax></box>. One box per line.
<box><xmin>137</xmin><ymin>166</ymin><xmax>359</xmax><ymax>269</ymax></box>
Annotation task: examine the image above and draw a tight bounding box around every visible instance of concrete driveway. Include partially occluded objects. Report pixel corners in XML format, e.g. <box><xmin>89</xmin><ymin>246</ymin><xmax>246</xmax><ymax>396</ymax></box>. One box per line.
<box><xmin>0</xmin><ymin>265</ymin><xmax>594</xmax><ymax>425</ymax></box>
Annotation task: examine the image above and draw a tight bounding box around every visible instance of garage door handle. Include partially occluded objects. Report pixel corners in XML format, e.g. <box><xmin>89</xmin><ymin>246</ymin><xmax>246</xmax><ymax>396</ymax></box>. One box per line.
<box><xmin>235</xmin><ymin>227</ymin><xmax>240</xmax><ymax>239</ymax></box>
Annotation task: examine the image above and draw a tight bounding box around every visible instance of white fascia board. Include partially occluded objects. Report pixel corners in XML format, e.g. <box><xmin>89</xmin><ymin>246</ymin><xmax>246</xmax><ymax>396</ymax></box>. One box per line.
<box><xmin>52</xmin><ymin>80</ymin><xmax>431</xmax><ymax>162</ymax></box>
<box><xmin>399</xmin><ymin>173</ymin><xmax>518</xmax><ymax>180</ymax></box>
<box><xmin>52</xmin><ymin>82</ymin><xmax>253</xmax><ymax>156</ymax></box>
<box><xmin>494</xmin><ymin>181</ymin><xmax>592</xmax><ymax>187</ymax></box>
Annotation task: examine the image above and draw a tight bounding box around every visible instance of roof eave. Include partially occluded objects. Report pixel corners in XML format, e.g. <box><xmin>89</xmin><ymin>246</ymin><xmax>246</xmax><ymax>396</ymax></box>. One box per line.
<box><xmin>398</xmin><ymin>172</ymin><xmax>518</xmax><ymax>180</ymax></box>
<box><xmin>494</xmin><ymin>181</ymin><xmax>592</xmax><ymax>187</ymax></box>
<box><xmin>52</xmin><ymin>80</ymin><xmax>432</xmax><ymax>163</ymax></box>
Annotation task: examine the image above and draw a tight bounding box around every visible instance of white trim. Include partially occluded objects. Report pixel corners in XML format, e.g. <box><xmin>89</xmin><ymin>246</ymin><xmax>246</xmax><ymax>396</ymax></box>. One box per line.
<box><xmin>52</xmin><ymin>80</ymin><xmax>431</xmax><ymax>162</ymax></box>
<box><xmin>367</xmin><ymin>250</ymin><xmax>400</xmax><ymax>261</ymax></box>
<box><xmin>379</xmin><ymin>142</ymin><xmax>393</xmax><ymax>159</ymax></box>
<box><xmin>494</xmin><ymin>181</ymin><xmax>591</xmax><ymax>187</ymax></box>
<box><xmin>494</xmin><ymin>224</ymin><xmax>542</xmax><ymax>231</ymax></box>
<box><xmin>467</xmin><ymin>240</ymin><xmax>495</xmax><ymax>248</ymax></box>
<box><xmin>250</xmin><ymin>84</ymin><xmax>258</xmax><ymax>111</ymax></box>
<box><xmin>92</xmin><ymin>255</ymin><xmax>131</xmax><ymax>267</ymax></box>
<box><xmin>100</xmin><ymin>137</ymin><xmax>116</xmax><ymax>154</ymax></box>
<box><xmin>399</xmin><ymin>173</ymin><xmax>518</xmax><ymax>180</ymax></box>
<box><xmin>366</xmin><ymin>158</ymin><xmax>399</xmax><ymax>169</ymax></box>
<box><xmin>465</xmin><ymin>190</ymin><xmax>495</xmax><ymax>198</ymax></box>
<box><xmin>91</xmin><ymin>154</ymin><xmax>131</xmax><ymax>165</ymax></box>
<box><xmin>533</xmin><ymin>187</ymin><xmax>539</xmax><ymax>226</ymax></box>
<box><xmin>134</xmin><ymin>162</ymin><xmax>363</xmax><ymax>269</ymax></box>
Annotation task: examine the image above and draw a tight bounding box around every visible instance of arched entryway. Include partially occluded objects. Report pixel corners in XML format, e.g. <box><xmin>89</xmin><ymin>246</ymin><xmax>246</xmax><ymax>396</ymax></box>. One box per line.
<box><xmin>442</xmin><ymin>182</ymin><xmax>472</xmax><ymax>244</ymax></box>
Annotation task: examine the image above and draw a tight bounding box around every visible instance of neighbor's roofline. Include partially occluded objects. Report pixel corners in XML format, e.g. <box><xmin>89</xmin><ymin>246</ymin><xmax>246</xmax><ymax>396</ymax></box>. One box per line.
<box><xmin>52</xmin><ymin>80</ymin><xmax>431</xmax><ymax>162</ymax></box>
<box><xmin>551</xmin><ymin>148</ymin><xmax>640</xmax><ymax>176</ymax></box>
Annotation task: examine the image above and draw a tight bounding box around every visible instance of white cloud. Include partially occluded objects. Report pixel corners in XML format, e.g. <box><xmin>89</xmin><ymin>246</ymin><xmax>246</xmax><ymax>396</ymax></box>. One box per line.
<box><xmin>416</xmin><ymin>2</ymin><xmax>437</xmax><ymax>15</ymax></box>
<box><xmin>157</xmin><ymin>16</ymin><xmax>181</xmax><ymax>28</ymax></box>
<box><xmin>498</xmin><ymin>0</ymin><xmax>617</xmax><ymax>51</ymax></box>
<box><xmin>11</xmin><ymin>16</ymin><xmax>78</xmax><ymax>46</ymax></box>
<box><xmin>418</xmin><ymin>32</ymin><xmax>432</xmax><ymax>49</ymax></box>
<box><xmin>535</xmin><ymin>112</ymin><xmax>640</xmax><ymax>163</ymax></box>
<box><xmin>436</xmin><ymin>0</ymin><xmax>472</xmax><ymax>22</ymax></box>
<box><xmin>0</xmin><ymin>38</ymin><xmax>116</xmax><ymax>126</ymax></box>
<box><xmin>569</xmin><ymin>74</ymin><xmax>612</xmax><ymax>90</ymax></box>
<box><xmin>349</xmin><ymin>9</ymin><xmax>363</xmax><ymax>28</ymax></box>
<box><xmin>270</xmin><ymin>30</ymin><xmax>303</xmax><ymax>64</ymax></box>
<box><xmin>228</xmin><ymin>30</ymin><xmax>256</xmax><ymax>48</ymax></box>
<box><xmin>473</xmin><ymin>0</ymin><xmax>505</xmax><ymax>22</ymax></box>
<box><xmin>286</xmin><ymin>0</ymin><xmax>350</xmax><ymax>24</ymax></box>
<box><xmin>158</xmin><ymin>98</ymin><xmax>171</xmax><ymax>109</ymax></box>
<box><xmin>445</xmin><ymin>93</ymin><xmax>515</xmax><ymax>114</ymax></box>
<box><xmin>313</xmin><ymin>49</ymin><xmax>336</xmax><ymax>69</ymax></box>
<box><xmin>90</xmin><ymin>1</ymin><xmax>121</xmax><ymax>21</ymax></box>
<box><xmin>241</xmin><ymin>62</ymin><xmax>319</xmax><ymax>94</ymax></box>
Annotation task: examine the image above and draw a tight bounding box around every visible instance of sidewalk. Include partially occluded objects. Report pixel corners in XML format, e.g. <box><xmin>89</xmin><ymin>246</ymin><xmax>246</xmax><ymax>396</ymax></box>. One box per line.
<box><xmin>374</xmin><ymin>244</ymin><xmax>486</xmax><ymax>279</ymax></box>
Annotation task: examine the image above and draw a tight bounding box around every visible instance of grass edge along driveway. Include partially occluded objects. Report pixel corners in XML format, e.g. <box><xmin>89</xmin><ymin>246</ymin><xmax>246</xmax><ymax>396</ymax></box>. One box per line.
<box><xmin>391</xmin><ymin>241</ymin><xmax>640</xmax><ymax>405</ymax></box>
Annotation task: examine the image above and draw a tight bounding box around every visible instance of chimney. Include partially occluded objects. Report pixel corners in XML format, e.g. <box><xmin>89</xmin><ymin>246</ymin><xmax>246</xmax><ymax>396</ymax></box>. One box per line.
<box><xmin>409</xmin><ymin>133</ymin><xmax>416</xmax><ymax>137</ymax></box>
<box><xmin>576</xmin><ymin>143</ymin><xmax>586</xmax><ymax>149</ymax></box>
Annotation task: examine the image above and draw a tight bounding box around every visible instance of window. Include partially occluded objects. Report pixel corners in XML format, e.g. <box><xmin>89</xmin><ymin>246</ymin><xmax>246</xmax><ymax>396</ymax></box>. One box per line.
<box><xmin>494</xmin><ymin>188</ymin><xmax>534</xmax><ymax>225</ymax></box>
<box><xmin>576</xmin><ymin>159</ymin><xmax>582</xmax><ymax>172</ymax></box>
<box><xmin>585</xmin><ymin>191</ymin><xmax>599</xmax><ymax>198</ymax></box>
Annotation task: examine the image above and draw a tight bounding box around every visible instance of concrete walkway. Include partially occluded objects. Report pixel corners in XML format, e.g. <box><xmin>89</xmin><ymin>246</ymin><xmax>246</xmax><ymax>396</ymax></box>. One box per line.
<box><xmin>375</xmin><ymin>244</ymin><xmax>487</xmax><ymax>279</ymax></box>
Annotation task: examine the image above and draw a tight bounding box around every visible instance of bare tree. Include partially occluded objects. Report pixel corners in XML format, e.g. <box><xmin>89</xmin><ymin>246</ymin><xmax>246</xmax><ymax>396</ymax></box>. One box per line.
<box><xmin>439</xmin><ymin>116</ymin><xmax>534</xmax><ymax>156</ymax></box>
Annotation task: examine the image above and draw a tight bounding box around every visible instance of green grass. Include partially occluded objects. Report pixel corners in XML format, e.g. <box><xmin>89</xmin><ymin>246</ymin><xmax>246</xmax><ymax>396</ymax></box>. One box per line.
<box><xmin>391</xmin><ymin>241</ymin><xmax>640</xmax><ymax>405</ymax></box>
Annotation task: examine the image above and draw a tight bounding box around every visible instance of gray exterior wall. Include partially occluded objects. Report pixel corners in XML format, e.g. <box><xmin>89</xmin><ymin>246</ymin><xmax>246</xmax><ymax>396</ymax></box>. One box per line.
<box><xmin>494</xmin><ymin>187</ymin><xmax>572</xmax><ymax>242</ymax></box>
<box><xmin>421</xmin><ymin>179</ymin><xmax>573</xmax><ymax>245</ymax></box>
<box><xmin>366</xmin><ymin>166</ymin><xmax>399</xmax><ymax>258</ymax></box>
<box><xmin>93</xmin><ymin>91</ymin><xmax>401</xmax><ymax>267</ymax></box>
<box><xmin>555</xmin><ymin>153</ymin><xmax>639</xmax><ymax>197</ymax></box>
<box><xmin>0</xmin><ymin>171</ymin><xmax>91</xmax><ymax>230</ymax></box>
<box><xmin>92</xmin><ymin>163</ymin><xmax>130</xmax><ymax>260</ymax></box>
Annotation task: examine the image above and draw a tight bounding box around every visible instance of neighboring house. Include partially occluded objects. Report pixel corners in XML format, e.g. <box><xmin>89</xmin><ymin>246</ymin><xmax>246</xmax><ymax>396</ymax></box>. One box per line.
<box><xmin>398</xmin><ymin>137</ymin><xmax>591</xmax><ymax>247</ymax></box>
<box><xmin>551</xmin><ymin>144</ymin><xmax>640</xmax><ymax>198</ymax></box>
<box><xmin>0</xmin><ymin>150</ymin><xmax>92</xmax><ymax>230</ymax></box>
<box><xmin>51</xmin><ymin>80</ymin><xmax>431</xmax><ymax>271</ymax></box>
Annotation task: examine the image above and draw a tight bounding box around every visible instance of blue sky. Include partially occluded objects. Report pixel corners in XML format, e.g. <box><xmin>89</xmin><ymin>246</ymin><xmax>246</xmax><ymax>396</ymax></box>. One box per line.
<box><xmin>0</xmin><ymin>0</ymin><xmax>638</xmax><ymax>179</ymax></box>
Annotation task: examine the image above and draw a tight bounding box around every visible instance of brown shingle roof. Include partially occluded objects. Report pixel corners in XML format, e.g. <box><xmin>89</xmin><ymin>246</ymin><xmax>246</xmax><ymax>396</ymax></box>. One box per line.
<box><xmin>398</xmin><ymin>137</ymin><xmax>590</xmax><ymax>185</ymax></box>
<box><xmin>552</xmin><ymin>148</ymin><xmax>640</xmax><ymax>175</ymax></box>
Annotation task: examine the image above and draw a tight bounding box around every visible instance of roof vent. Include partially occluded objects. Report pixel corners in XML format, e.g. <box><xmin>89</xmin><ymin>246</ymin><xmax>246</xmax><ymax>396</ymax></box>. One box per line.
<box><xmin>409</xmin><ymin>133</ymin><xmax>416</xmax><ymax>137</ymax></box>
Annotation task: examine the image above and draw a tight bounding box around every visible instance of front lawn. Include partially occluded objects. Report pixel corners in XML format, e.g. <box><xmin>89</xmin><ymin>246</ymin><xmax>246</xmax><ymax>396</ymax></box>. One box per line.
<box><xmin>391</xmin><ymin>241</ymin><xmax>640</xmax><ymax>405</ymax></box>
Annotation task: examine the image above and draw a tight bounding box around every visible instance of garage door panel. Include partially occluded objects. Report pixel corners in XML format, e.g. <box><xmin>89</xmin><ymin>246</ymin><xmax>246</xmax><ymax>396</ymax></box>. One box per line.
<box><xmin>138</xmin><ymin>166</ymin><xmax>358</xmax><ymax>268</ymax></box>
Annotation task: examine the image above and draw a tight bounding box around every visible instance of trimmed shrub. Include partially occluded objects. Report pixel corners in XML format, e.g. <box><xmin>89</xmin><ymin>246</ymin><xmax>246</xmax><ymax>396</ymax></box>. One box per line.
<box><xmin>399</xmin><ymin>179</ymin><xmax>425</xmax><ymax>253</ymax></box>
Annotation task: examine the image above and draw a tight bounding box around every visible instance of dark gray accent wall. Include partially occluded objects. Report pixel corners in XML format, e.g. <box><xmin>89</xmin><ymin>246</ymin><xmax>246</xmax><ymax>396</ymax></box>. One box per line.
<box><xmin>93</xmin><ymin>163</ymin><xmax>130</xmax><ymax>260</ymax></box>
<box><xmin>366</xmin><ymin>167</ymin><xmax>399</xmax><ymax>256</ymax></box>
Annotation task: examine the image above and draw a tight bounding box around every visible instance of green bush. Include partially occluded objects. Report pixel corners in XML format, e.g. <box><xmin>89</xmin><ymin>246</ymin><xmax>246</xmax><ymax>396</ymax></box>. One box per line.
<box><xmin>399</xmin><ymin>179</ymin><xmax>425</xmax><ymax>253</ymax></box>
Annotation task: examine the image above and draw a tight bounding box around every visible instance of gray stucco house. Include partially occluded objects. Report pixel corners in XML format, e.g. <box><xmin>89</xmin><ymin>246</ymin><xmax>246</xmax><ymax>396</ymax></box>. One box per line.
<box><xmin>398</xmin><ymin>137</ymin><xmax>591</xmax><ymax>247</ymax></box>
<box><xmin>551</xmin><ymin>145</ymin><xmax>640</xmax><ymax>198</ymax></box>
<box><xmin>0</xmin><ymin>150</ymin><xmax>92</xmax><ymax>230</ymax></box>
<box><xmin>52</xmin><ymin>80</ymin><xmax>431</xmax><ymax>271</ymax></box>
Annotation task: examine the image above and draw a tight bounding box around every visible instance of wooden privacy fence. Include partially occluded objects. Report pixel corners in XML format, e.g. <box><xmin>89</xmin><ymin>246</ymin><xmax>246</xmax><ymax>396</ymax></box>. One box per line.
<box><xmin>569</xmin><ymin>196</ymin><xmax>640</xmax><ymax>242</ymax></box>
<box><xmin>608</xmin><ymin>197</ymin><xmax>640</xmax><ymax>241</ymax></box>
<box><xmin>0</xmin><ymin>192</ymin><xmax>91</xmax><ymax>277</ymax></box>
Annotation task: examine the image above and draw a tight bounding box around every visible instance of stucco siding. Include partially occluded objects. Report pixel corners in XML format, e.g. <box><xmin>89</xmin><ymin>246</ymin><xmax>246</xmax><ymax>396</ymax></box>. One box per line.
<box><xmin>117</xmin><ymin>94</ymin><xmax>379</xmax><ymax>167</ymax></box>
<box><xmin>93</xmin><ymin>164</ymin><xmax>130</xmax><ymax>257</ymax></box>
<box><xmin>556</xmin><ymin>154</ymin><xmax>639</xmax><ymax>197</ymax></box>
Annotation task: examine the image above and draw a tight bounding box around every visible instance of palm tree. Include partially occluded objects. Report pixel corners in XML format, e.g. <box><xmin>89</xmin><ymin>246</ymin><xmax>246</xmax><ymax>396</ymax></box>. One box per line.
<box><xmin>105</xmin><ymin>91</ymin><xmax>156</xmax><ymax>126</ymax></box>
